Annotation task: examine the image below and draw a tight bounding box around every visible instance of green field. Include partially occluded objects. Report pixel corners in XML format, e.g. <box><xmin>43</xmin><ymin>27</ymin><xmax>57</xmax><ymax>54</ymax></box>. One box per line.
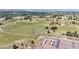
<box><xmin>57</xmin><ymin>24</ymin><xmax>79</xmax><ymax>33</ymax></box>
<box><xmin>0</xmin><ymin>19</ymin><xmax>79</xmax><ymax>48</ymax></box>
<box><xmin>0</xmin><ymin>20</ymin><xmax>47</xmax><ymax>46</ymax></box>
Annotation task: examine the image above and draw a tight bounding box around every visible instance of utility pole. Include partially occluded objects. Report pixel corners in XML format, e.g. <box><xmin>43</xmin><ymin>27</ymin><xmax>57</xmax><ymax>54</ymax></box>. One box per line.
<box><xmin>32</xmin><ymin>27</ymin><xmax>36</xmax><ymax>39</ymax></box>
<box><xmin>72</xmin><ymin>42</ymin><xmax>74</xmax><ymax>48</ymax></box>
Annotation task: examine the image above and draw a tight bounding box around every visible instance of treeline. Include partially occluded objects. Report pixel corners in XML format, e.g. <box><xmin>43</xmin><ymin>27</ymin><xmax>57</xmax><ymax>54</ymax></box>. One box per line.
<box><xmin>0</xmin><ymin>11</ymin><xmax>48</xmax><ymax>18</ymax></box>
<box><xmin>66</xmin><ymin>31</ymin><xmax>79</xmax><ymax>38</ymax></box>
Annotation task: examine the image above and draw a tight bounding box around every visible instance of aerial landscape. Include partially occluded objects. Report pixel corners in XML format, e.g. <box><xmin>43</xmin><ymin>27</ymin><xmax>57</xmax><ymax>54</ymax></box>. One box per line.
<box><xmin>0</xmin><ymin>9</ymin><xmax>79</xmax><ymax>49</ymax></box>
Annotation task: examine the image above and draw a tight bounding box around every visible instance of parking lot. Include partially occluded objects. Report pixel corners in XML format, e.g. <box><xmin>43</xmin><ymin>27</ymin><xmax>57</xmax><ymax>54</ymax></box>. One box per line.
<box><xmin>38</xmin><ymin>36</ymin><xmax>79</xmax><ymax>49</ymax></box>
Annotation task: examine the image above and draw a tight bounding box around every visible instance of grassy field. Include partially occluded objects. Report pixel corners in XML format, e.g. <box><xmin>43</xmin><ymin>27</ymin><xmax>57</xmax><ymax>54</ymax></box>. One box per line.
<box><xmin>0</xmin><ymin>32</ymin><xmax>26</xmax><ymax>44</ymax></box>
<box><xmin>0</xmin><ymin>18</ymin><xmax>79</xmax><ymax>48</ymax></box>
<box><xmin>0</xmin><ymin>20</ymin><xmax>47</xmax><ymax>46</ymax></box>
<box><xmin>56</xmin><ymin>24</ymin><xmax>79</xmax><ymax>33</ymax></box>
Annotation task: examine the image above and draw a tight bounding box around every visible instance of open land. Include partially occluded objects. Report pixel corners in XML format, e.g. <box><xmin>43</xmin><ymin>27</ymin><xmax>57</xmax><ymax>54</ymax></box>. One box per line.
<box><xmin>0</xmin><ymin>9</ymin><xmax>79</xmax><ymax>49</ymax></box>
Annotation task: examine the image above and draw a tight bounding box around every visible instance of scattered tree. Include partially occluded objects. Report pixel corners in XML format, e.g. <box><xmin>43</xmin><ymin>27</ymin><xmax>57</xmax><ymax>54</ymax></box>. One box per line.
<box><xmin>12</xmin><ymin>44</ymin><xmax>18</xmax><ymax>49</ymax></box>
<box><xmin>0</xmin><ymin>23</ymin><xmax>4</xmax><ymax>25</ymax></box>
<box><xmin>66</xmin><ymin>31</ymin><xmax>73</xmax><ymax>37</ymax></box>
<box><xmin>47</xmin><ymin>30</ymin><xmax>50</xmax><ymax>34</ymax></box>
<box><xmin>73</xmin><ymin>31</ymin><xmax>77</xmax><ymax>37</ymax></box>
<box><xmin>31</xmin><ymin>40</ymin><xmax>35</xmax><ymax>44</ymax></box>
<box><xmin>51</xmin><ymin>26</ymin><xmax>57</xmax><ymax>32</ymax></box>
<box><xmin>66</xmin><ymin>31</ymin><xmax>78</xmax><ymax>38</ymax></box>
<box><xmin>45</xmin><ymin>26</ymin><xmax>49</xmax><ymax>29</ymax></box>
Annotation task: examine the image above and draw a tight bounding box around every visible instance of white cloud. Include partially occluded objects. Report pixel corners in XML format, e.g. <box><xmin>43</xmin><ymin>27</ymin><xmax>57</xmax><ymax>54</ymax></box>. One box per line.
<box><xmin>0</xmin><ymin>0</ymin><xmax>78</xmax><ymax>9</ymax></box>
